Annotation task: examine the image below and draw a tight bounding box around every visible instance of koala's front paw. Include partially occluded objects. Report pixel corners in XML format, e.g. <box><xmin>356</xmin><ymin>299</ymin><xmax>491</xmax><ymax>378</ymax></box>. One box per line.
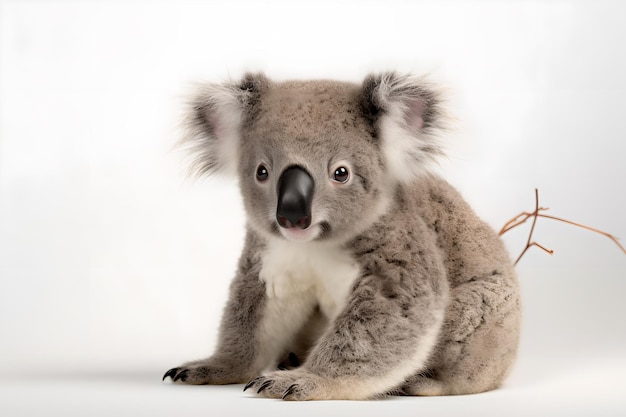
<box><xmin>162</xmin><ymin>360</ymin><xmax>249</xmax><ymax>385</ymax></box>
<box><xmin>244</xmin><ymin>369</ymin><xmax>326</xmax><ymax>401</ymax></box>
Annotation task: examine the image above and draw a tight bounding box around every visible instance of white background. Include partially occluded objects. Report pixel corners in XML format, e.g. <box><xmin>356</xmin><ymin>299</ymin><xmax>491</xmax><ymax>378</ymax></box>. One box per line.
<box><xmin>1</xmin><ymin>0</ymin><xmax>625</xmax><ymax>415</ymax></box>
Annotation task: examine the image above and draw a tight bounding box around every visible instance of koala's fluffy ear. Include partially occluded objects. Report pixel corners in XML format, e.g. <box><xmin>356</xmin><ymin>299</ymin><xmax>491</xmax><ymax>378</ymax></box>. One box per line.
<box><xmin>362</xmin><ymin>72</ymin><xmax>448</xmax><ymax>183</ymax></box>
<box><xmin>180</xmin><ymin>73</ymin><xmax>268</xmax><ymax>177</ymax></box>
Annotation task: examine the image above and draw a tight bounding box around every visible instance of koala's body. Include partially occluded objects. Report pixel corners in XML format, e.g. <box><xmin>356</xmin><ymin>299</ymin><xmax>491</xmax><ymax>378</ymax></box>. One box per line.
<box><xmin>163</xmin><ymin>72</ymin><xmax>521</xmax><ymax>400</ymax></box>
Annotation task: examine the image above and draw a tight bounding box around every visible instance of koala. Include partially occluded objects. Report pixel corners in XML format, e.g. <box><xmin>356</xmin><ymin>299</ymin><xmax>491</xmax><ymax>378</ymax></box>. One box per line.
<box><xmin>163</xmin><ymin>72</ymin><xmax>521</xmax><ymax>400</ymax></box>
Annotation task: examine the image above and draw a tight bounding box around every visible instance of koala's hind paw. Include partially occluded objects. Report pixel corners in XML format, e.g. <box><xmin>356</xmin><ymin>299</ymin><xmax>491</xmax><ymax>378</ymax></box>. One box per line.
<box><xmin>244</xmin><ymin>369</ymin><xmax>342</xmax><ymax>401</ymax></box>
<box><xmin>162</xmin><ymin>368</ymin><xmax>180</xmax><ymax>381</ymax></box>
<box><xmin>276</xmin><ymin>352</ymin><xmax>301</xmax><ymax>370</ymax></box>
<box><xmin>162</xmin><ymin>368</ymin><xmax>190</xmax><ymax>382</ymax></box>
<box><xmin>162</xmin><ymin>360</ymin><xmax>249</xmax><ymax>385</ymax></box>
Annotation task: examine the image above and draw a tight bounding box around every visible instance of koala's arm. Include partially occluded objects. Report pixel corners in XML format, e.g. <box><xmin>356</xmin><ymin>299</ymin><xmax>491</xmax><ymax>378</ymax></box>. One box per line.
<box><xmin>316</xmin><ymin>224</ymin><xmax>449</xmax><ymax>388</ymax></box>
<box><xmin>163</xmin><ymin>232</ymin><xmax>267</xmax><ymax>384</ymax></box>
<box><xmin>247</xmin><ymin>219</ymin><xmax>450</xmax><ymax>400</ymax></box>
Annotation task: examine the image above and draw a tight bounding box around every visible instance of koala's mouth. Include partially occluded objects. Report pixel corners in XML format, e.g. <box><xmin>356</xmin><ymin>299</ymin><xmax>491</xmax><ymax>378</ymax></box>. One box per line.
<box><xmin>270</xmin><ymin>221</ymin><xmax>331</xmax><ymax>242</ymax></box>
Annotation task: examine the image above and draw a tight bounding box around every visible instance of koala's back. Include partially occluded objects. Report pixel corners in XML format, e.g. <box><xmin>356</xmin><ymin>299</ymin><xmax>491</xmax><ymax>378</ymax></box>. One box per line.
<box><xmin>409</xmin><ymin>177</ymin><xmax>516</xmax><ymax>286</ymax></box>
<box><xmin>400</xmin><ymin>176</ymin><xmax>521</xmax><ymax>395</ymax></box>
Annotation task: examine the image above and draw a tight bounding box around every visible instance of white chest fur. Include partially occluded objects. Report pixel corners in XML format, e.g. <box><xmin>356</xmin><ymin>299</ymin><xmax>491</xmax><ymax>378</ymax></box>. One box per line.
<box><xmin>259</xmin><ymin>239</ymin><xmax>360</xmax><ymax>320</ymax></box>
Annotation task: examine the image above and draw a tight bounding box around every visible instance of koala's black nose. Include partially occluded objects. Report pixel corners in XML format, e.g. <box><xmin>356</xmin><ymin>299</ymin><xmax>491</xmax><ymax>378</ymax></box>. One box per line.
<box><xmin>276</xmin><ymin>166</ymin><xmax>314</xmax><ymax>229</ymax></box>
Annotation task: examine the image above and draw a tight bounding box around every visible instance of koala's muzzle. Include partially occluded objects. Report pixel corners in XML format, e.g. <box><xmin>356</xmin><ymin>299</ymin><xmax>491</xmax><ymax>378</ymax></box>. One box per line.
<box><xmin>276</xmin><ymin>166</ymin><xmax>314</xmax><ymax>229</ymax></box>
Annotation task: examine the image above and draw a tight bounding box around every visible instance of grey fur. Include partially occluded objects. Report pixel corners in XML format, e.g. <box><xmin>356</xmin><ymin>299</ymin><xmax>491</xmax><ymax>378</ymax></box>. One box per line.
<box><xmin>165</xmin><ymin>72</ymin><xmax>521</xmax><ymax>400</ymax></box>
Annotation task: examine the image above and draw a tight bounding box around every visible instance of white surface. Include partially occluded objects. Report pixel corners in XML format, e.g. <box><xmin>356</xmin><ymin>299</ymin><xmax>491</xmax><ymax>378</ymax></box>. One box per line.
<box><xmin>1</xmin><ymin>0</ymin><xmax>625</xmax><ymax>415</ymax></box>
<box><xmin>1</xmin><ymin>357</ymin><xmax>625</xmax><ymax>417</ymax></box>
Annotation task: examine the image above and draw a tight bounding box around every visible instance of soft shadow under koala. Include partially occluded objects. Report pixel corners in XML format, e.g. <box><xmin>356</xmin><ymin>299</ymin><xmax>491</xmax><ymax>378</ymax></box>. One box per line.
<box><xmin>163</xmin><ymin>72</ymin><xmax>521</xmax><ymax>400</ymax></box>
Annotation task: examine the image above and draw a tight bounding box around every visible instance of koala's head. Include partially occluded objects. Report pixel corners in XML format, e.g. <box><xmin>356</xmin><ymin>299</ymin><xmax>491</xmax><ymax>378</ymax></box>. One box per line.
<box><xmin>181</xmin><ymin>72</ymin><xmax>446</xmax><ymax>243</ymax></box>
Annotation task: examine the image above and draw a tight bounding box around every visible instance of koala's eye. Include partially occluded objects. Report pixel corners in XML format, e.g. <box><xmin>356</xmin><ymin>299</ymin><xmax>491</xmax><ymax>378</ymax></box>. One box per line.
<box><xmin>256</xmin><ymin>164</ymin><xmax>269</xmax><ymax>182</ymax></box>
<box><xmin>332</xmin><ymin>166</ymin><xmax>350</xmax><ymax>183</ymax></box>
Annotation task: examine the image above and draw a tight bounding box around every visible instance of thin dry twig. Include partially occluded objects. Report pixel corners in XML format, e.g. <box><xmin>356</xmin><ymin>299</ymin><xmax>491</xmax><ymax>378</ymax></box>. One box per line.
<box><xmin>498</xmin><ymin>188</ymin><xmax>626</xmax><ymax>265</ymax></box>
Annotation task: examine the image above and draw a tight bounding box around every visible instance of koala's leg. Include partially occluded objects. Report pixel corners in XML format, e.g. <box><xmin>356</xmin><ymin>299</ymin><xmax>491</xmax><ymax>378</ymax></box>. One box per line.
<box><xmin>245</xmin><ymin>261</ymin><xmax>450</xmax><ymax>400</ymax></box>
<box><xmin>164</xmin><ymin>236</ymin><xmax>318</xmax><ymax>385</ymax></box>
<box><xmin>164</xmin><ymin>274</ymin><xmax>320</xmax><ymax>383</ymax></box>
<box><xmin>400</xmin><ymin>271</ymin><xmax>521</xmax><ymax>396</ymax></box>
<box><xmin>162</xmin><ymin>257</ymin><xmax>266</xmax><ymax>384</ymax></box>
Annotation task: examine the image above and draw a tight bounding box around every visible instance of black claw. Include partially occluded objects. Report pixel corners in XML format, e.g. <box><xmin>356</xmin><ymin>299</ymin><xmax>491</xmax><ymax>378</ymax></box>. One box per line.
<box><xmin>282</xmin><ymin>384</ymin><xmax>298</xmax><ymax>400</ymax></box>
<box><xmin>173</xmin><ymin>369</ymin><xmax>188</xmax><ymax>382</ymax></box>
<box><xmin>243</xmin><ymin>377</ymin><xmax>262</xmax><ymax>392</ymax></box>
<box><xmin>257</xmin><ymin>380</ymin><xmax>273</xmax><ymax>394</ymax></box>
<box><xmin>288</xmin><ymin>352</ymin><xmax>300</xmax><ymax>367</ymax></box>
<box><xmin>163</xmin><ymin>368</ymin><xmax>179</xmax><ymax>381</ymax></box>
